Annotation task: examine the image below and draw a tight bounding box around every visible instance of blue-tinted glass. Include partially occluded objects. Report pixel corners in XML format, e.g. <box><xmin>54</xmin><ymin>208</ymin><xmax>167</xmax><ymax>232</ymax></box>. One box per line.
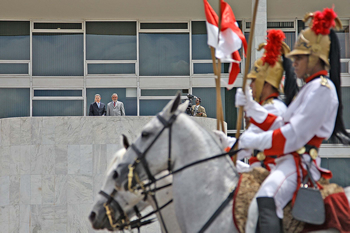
<box><xmin>86</xmin><ymin>88</ymin><xmax>136</xmax><ymax>116</ymax></box>
<box><xmin>0</xmin><ymin>88</ymin><xmax>29</xmax><ymax>118</ymax></box>
<box><xmin>139</xmin><ymin>33</ymin><xmax>189</xmax><ymax>76</ymax></box>
<box><xmin>86</xmin><ymin>22</ymin><xmax>136</xmax><ymax>60</ymax></box>
<box><xmin>336</xmin><ymin>30</ymin><xmax>350</xmax><ymax>58</ymax></box>
<box><xmin>33</xmin><ymin>100</ymin><xmax>83</xmax><ymax>116</ymax></box>
<box><xmin>34</xmin><ymin>90</ymin><xmax>82</xmax><ymax>97</ymax></box>
<box><xmin>141</xmin><ymin>89</ymin><xmax>188</xmax><ymax>96</ymax></box>
<box><xmin>192</xmin><ymin>34</ymin><xmax>211</xmax><ymax>60</ymax></box>
<box><xmin>342</xmin><ymin>87</ymin><xmax>350</xmax><ymax>129</ymax></box>
<box><xmin>285</xmin><ymin>32</ymin><xmax>295</xmax><ymax>51</ymax></box>
<box><xmin>193</xmin><ymin>63</ymin><xmax>229</xmax><ymax>74</ymax></box>
<box><xmin>140</xmin><ymin>100</ymin><xmax>170</xmax><ymax>116</ymax></box>
<box><xmin>88</xmin><ymin>64</ymin><xmax>135</xmax><ymax>74</ymax></box>
<box><xmin>0</xmin><ymin>63</ymin><xmax>28</xmax><ymax>74</ymax></box>
<box><xmin>192</xmin><ymin>88</ymin><xmax>225</xmax><ymax>119</ymax></box>
<box><xmin>32</xmin><ymin>33</ymin><xmax>83</xmax><ymax>76</ymax></box>
<box><xmin>321</xmin><ymin>158</ymin><xmax>350</xmax><ymax>187</ymax></box>
<box><xmin>341</xmin><ymin>62</ymin><xmax>349</xmax><ymax>73</ymax></box>
<box><xmin>225</xmin><ymin>88</ymin><xmax>242</xmax><ymax>130</ymax></box>
<box><xmin>0</xmin><ymin>21</ymin><xmax>30</xmax><ymax>60</ymax></box>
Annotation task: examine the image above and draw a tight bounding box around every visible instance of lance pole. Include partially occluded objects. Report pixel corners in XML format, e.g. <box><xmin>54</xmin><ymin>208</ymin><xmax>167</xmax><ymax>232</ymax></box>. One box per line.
<box><xmin>232</xmin><ymin>0</ymin><xmax>260</xmax><ymax>165</ymax></box>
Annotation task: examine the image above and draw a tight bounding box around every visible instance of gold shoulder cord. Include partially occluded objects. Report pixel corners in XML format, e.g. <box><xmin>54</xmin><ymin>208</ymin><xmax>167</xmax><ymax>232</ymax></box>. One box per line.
<box><xmin>320</xmin><ymin>76</ymin><xmax>330</xmax><ymax>89</ymax></box>
<box><xmin>262</xmin><ymin>98</ymin><xmax>274</xmax><ymax>106</ymax></box>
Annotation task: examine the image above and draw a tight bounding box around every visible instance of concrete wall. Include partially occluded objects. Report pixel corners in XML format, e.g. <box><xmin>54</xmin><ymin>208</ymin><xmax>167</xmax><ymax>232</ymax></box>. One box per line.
<box><xmin>0</xmin><ymin>116</ymin><xmax>222</xmax><ymax>232</ymax></box>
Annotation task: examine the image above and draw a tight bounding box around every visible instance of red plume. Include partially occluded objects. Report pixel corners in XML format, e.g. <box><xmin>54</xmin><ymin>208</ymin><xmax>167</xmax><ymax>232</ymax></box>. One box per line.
<box><xmin>262</xmin><ymin>29</ymin><xmax>285</xmax><ymax>66</ymax></box>
<box><xmin>311</xmin><ymin>8</ymin><xmax>337</xmax><ymax>35</ymax></box>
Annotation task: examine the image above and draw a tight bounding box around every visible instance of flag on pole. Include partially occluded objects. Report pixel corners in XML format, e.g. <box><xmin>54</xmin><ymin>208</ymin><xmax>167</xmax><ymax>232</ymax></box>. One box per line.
<box><xmin>203</xmin><ymin>0</ymin><xmax>247</xmax><ymax>89</ymax></box>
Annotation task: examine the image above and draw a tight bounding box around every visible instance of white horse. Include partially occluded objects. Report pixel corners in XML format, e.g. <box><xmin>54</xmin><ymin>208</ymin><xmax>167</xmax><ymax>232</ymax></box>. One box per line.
<box><xmin>111</xmin><ymin>94</ymin><xmax>349</xmax><ymax>233</ymax></box>
<box><xmin>89</xmin><ymin>138</ymin><xmax>180</xmax><ymax>233</ymax></box>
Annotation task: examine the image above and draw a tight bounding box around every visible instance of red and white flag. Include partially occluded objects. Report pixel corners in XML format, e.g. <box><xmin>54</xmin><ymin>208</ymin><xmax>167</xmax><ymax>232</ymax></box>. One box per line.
<box><xmin>203</xmin><ymin>0</ymin><xmax>247</xmax><ymax>89</ymax></box>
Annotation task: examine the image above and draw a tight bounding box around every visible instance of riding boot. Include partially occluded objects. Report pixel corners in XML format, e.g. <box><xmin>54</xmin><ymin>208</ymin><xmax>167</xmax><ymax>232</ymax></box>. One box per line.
<box><xmin>256</xmin><ymin>197</ymin><xmax>283</xmax><ymax>233</ymax></box>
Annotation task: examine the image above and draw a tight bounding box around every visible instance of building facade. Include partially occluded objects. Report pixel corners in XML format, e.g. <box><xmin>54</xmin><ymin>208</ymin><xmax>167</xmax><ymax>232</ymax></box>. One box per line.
<box><xmin>0</xmin><ymin>0</ymin><xmax>349</xmax><ymax>182</ymax></box>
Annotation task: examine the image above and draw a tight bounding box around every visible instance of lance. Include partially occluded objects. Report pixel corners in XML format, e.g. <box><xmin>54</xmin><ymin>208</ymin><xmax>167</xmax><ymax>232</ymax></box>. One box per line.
<box><xmin>232</xmin><ymin>0</ymin><xmax>260</xmax><ymax>165</ymax></box>
<box><xmin>210</xmin><ymin>0</ymin><xmax>225</xmax><ymax>133</ymax></box>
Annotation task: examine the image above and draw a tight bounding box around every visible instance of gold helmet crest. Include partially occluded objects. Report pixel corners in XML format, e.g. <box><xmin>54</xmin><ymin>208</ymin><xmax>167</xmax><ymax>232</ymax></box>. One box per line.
<box><xmin>286</xmin><ymin>8</ymin><xmax>342</xmax><ymax>71</ymax></box>
<box><xmin>247</xmin><ymin>30</ymin><xmax>290</xmax><ymax>102</ymax></box>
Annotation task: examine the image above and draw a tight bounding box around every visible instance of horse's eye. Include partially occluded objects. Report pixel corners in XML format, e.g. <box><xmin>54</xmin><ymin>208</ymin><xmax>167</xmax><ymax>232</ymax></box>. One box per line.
<box><xmin>113</xmin><ymin>171</ymin><xmax>118</xmax><ymax>179</ymax></box>
<box><xmin>141</xmin><ymin>131</ymin><xmax>150</xmax><ymax>138</ymax></box>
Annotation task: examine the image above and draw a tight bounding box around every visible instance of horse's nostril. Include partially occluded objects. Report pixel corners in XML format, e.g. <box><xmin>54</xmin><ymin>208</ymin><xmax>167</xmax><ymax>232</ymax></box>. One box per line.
<box><xmin>89</xmin><ymin>211</ymin><xmax>96</xmax><ymax>222</ymax></box>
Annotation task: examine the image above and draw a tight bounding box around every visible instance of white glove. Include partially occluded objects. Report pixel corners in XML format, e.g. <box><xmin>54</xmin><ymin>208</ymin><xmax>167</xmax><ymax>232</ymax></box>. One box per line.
<box><xmin>235</xmin><ymin>85</ymin><xmax>254</xmax><ymax>110</ymax></box>
<box><xmin>212</xmin><ymin>130</ymin><xmax>236</xmax><ymax>149</ymax></box>
<box><xmin>238</xmin><ymin>131</ymin><xmax>272</xmax><ymax>151</ymax></box>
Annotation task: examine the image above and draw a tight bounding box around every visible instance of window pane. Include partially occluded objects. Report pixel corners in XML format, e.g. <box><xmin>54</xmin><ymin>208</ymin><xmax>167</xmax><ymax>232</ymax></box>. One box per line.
<box><xmin>341</xmin><ymin>87</ymin><xmax>350</xmax><ymax>129</ymax></box>
<box><xmin>32</xmin><ymin>33</ymin><xmax>83</xmax><ymax>76</ymax></box>
<box><xmin>140</xmin><ymin>23</ymin><xmax>187</xmax><ymax>30</ymax></box>
<box><xmin>321</xmin><ymin>158</ymin><xmax>350</xmax><ymax>187</ymax></box>
<box><xmin>34</xmin><ymin>23</ymin><xmax>82</xmax><ymax>30</ymax></box>
<box><xmin>0</xmin><ymin>88</ymin><xmax>30</xmax><ymax>118</ymax></box>
<box><xmin>141</xmin><ymin>89</ymin><xmax>188</xmax><ymax>96</ymax></box>
<box><xmin>192</xmin><ymin>21</ymin><xmax>211</xmax><ymax>60</ymax></box>
<box><xmin>0</xmin><ymin>63</ymin><xmax>28</xmax><ymax>74</ymax></box>
<box><xmin>193</xmin><ymin>63</ymin><xmax>229</xmax><ymax>74</ymax></box>
<box><xmin>139</xmin><ymin>33</ymin><xmax>189</xmax><ymax>76</ymax></box>
<box><xmin>0</xmin><ymin>21</ymin><xmax>30</xmax><ymax>60</ymax></box>
<box><xmin>86</xmin><ymin>22</ymin><xmax>136</xmax><ymax>60</ymax></box>
<box><xmin>140</xmin><ymin>99</ymin><xmax>170</xmax><ymax>116</ymax></box>
<box><xmin>341</xmin><ymin>62</ymin><xmax>349</xmax><ymax>73</ymax></box>
<box><xmin>33</xmin><ymin>100</ymin><xmax>83</xmax><ymax>116</ymax></box>
<box><xmin>336</xmin><ymin>25</ymin><xmax>350</xmax><ymax>58</ymax></box>
<box><xmin>284</xmin><ymin>32</ymin><xmax>295</xmax><ymax>51</ymax></box>
<box><xmin>34</xmin><ymin>90</ymin><xmax>82</xmax><ymax>97</ymax></box>
<box><xmin>88</xmin><ymin>63</ymin><xmax>135</xmax><ymax>74</ymax></box>
<box><xmin>192</xmin><ymin>88</ymin><xmax>225</xmax><ymax>119</ymax></box>
<box><xmin>86</xmin><ymin>88</ymin><xmax>136</xmax><ymax>116</ymax></box>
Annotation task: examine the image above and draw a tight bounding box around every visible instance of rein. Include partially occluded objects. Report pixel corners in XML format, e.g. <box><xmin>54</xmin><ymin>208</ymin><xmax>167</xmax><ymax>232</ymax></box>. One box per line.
<box><xmin>124</xmin><ymin>112</ymin><xmax>241</xmax><ymax>232</ymax></box>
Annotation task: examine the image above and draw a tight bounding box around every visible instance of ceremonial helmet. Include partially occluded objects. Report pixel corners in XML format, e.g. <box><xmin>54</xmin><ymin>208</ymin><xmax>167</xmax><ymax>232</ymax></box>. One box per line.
<box><xmin>286</xmin><ymin>8</ymin><xmax>342</xmax><ymax>73</ymax></box>
<box><xmin>247</xmin><ymin>30</ymin><xmax>290</xmax><ymax>102</ymax></box>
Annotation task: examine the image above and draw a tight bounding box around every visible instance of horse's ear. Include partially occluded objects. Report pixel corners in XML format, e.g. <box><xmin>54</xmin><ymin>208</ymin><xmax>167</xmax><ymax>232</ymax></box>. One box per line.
<box><xmin>170</xmin><ymin>92</ymin><xmax>181</xmax><ymax>113</ymax></box>
<box><xmin>122</xmin><ymin>134</ymin><xmax>129</xmax><ymax>149</ymax></box>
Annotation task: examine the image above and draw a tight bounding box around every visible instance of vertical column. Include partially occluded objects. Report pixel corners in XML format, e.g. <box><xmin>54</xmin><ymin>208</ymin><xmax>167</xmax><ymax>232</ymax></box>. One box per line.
<box><xmin>251</xmin><ymin>0</ymin><xmax>267</xmax><ymax>66</ymax></box>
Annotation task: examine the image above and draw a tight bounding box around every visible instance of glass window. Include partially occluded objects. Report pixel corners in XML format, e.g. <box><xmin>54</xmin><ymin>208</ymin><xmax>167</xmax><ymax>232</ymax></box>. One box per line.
<box><xmin>32</xmin><ymin>33</ymin><xmax>84</xmax><ymax>76</ymax></box>
<box><xmin>0</xmin><ymin>88</ymin><xmax>30</xmax><ymax>118</ymax></box>
<box><xmin>140</xmin><ymin>99</ymin><xmax>170</xmax><ymax>116</ymax></box>
<box><xmin>192</xmin><ymin>21</ymin><xmax>212</xmax><ymax>60</ymax></box>
<box><xmin>86</xmin><ymin>88</ymin><xmax>137</xmax><ymax>116</ymax></box>
<box><xmin>192</xmin><ymin>88</ymin><xmax>225</xmax><ymax>119</ymax></box>
<box><xmin>88</xmin><ymin>63</ymin><xmax>135</xmax><ymax>75</ymax></box>
<box><xmin>193</xmin><ymin>63</ymin><xmax>230</xmax><ymax>74</ymax></box>
<box><xmin>0</xmin><ymin>21</ymin><xmax>30</xmax><ymax>60</ymax></box>
<box><xmin>321</xmin><ymin>158</ymin><xmax>350</xmax><ymax>187</ymax></box>
<box><xmin>141</xmin><ymin>89</ymin><xmax>188</xmax><ymax>96</ymax></box>
<box><xmin>33</xmin><ymin>100</ymin><xmax>83</xmax><ymax>116</ymax></box>
<box><xmin>336</xmin><ymin>23</ymin><xmax>350</xmax><ymax>59</ymax></box>
<box><xmin>86</xmin><ymin>22</ymin><xmax>136</xmax><ymax>60</ymax></box>
<box><xmin>139</xmin><ymin>33</ymin><xmax>189</xmax><ymax>76</ymax></box>
<box><xmin>0</xmin><ymin>63</ymin><xmax>28</xmax><ymax>74</ymax></box>
<box><xmin>34</xmin><ymin>23</ymin><xmax>82</xmax><ymax>30</ymax></box>
<box><xmin>140</xmin><ymin>23</ymin><xmax>187</xmax><ymax>30</ymax></box>
<box><xmin>34</xmin><ymin>90</ymin><xmax>82</xmax><ymax>97</ymax></box>
<box><xmin>341</xmin><ymin>87</ymin><xmax>350</xmax><ymax>129</ymax></box>
<box><xmin>284</xmin><ymin>32</ymin><xmax>296</xmax><ymax>51</ymax></box>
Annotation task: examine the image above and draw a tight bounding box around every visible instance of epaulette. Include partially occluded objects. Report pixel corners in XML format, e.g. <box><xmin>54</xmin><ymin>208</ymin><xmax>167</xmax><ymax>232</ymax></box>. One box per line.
<box><xmin>262</xmin><ymin>98</ymin><xmax>274</xmax><ymax>106</ymax></box>
<box><xmin>320</xmin><ymin>76</ymin><xmax>330</xmax><ymax>89</ymax></box>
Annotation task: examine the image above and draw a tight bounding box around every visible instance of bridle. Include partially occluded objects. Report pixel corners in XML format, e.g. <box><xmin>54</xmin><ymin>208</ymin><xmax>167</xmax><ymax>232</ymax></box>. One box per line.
<box><xmin>124</xmin><ymin>111</ymin><xmax>241</xmax><ymax>233</ymax></box>
<box><xmin>99</xmin><ymin>188</ymin><xmax>156</xmax><ymax>232</ymax></box>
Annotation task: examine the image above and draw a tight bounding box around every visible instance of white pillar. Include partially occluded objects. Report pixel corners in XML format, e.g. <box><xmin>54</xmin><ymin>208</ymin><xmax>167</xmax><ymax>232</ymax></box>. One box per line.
<box><xmin>251</xmin><ymin>0</ymin><xmax>267</xmax><ymax>66</ymax></box>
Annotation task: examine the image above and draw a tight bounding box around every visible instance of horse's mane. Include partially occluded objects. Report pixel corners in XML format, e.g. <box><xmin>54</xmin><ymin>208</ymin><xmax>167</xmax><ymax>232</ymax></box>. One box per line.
<box><xmin>107</xmin><ymin>148</ymin><xmax>127</xmax><ymax>175</ymax></box>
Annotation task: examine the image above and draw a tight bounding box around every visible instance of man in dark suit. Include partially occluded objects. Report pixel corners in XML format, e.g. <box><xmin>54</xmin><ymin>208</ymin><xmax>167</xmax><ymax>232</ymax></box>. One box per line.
<box><xmin>89</xmin><ymin>94</ymin><xmax>106</xmax><ymax>116</ymax></box>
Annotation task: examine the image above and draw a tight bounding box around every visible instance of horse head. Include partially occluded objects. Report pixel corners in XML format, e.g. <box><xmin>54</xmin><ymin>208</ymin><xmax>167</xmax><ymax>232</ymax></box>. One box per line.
<box><xmin>89</xmin><ymin>136</ymin><xmax>148</xmax><ymax>231</ymax></box>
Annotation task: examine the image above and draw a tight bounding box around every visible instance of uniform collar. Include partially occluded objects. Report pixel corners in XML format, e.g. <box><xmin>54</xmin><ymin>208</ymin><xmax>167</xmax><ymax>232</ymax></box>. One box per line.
<box><xmin>305</xmin><ymin>70</ymin><xmax>328</xmax><ymax>83</ymax></box>
<box><xmin>259</xmin><ymin>92</ymin><xmax>279</xmax><ymax>105</ymax></box>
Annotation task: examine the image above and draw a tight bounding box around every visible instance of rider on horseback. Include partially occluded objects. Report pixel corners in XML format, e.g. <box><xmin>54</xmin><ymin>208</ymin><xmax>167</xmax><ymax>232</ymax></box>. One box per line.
<box><xmin>237</xmin><ymin>8</ymin><xmax>350</xmax><ymax>233</ymax></box>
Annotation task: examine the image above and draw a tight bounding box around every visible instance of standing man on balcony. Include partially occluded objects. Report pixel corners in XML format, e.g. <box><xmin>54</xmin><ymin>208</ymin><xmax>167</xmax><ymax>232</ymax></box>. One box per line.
<box><xmin>107</xmin><ymin>93</ymin><xmax>125</xmax><ymax>116</ymax></box>
<box><xmin>89</xmin><ymin>94</ymin><xmax>106</xmax><ymax>116</ymax></box>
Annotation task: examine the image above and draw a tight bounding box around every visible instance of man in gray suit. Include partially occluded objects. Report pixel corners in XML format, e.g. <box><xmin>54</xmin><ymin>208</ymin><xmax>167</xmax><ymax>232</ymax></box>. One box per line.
<box><xmin>106</xmin><ymin>93</ymin><xmax>125</xmax><ymax>116</ymax></box>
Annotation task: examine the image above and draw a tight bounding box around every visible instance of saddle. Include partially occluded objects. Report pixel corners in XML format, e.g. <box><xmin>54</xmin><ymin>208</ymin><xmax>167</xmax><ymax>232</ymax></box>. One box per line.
<box><xmin>232</xmin><ymin>167</ymin><xmax>347</xmax><ymax>233</ymax></box>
